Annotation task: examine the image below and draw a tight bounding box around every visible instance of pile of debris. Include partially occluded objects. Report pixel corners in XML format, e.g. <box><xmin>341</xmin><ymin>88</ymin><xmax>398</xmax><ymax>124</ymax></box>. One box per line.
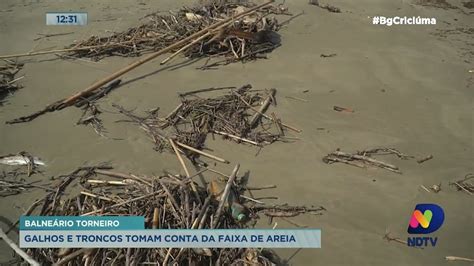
<box><xmin>0</xmin><ymin>152</ymin><xmax>48</xmax><ymax>196</ymax></box>
<box><xmin>414</xmin><ymin>0</ymin><xmax>457</xmax><ymax>9</ymax></box>
<box><xmin>0</xmin><ymin>152</ymin><xmax>45</xmax><ymax>176</ymax></box>
<box><xmin>66</xmin><ymin>1</ymin><xmax>288</xmax><ymax>66</ymax></box>
<box><xmin>0</xmin><ymin>172</ymin><xmax>51</xmax><ymax>197</ymax></box>
<box><xmin>16</xmin><ymin>164</ymin><xmax>323</xmax><ymax>265</ymax></box>
<box><xmin>75</xmin><ymin>80</ymin><xmax>123</xmax><ymax>138</ymax></box>
<box><xmin>450</xmin><ymin>173</ymin><xmax>474</xmax><ymax>195</ymax></box>
<box><xmin>323</xmin><ymin>148</ymin><xmax>415</xmax><ymax>174</ymax></box>
<box><xmin>4</xmin><ymin>1</ymin><xmax>289</xmax><ymax>125</ymax></box>
<box><xmin>0</xmin><ymin>60</ymin><xmax>23</xmax><ymax>104</ymax></box>
<box><xmin>114</xmin><ymin>84</ymin><xmax>300</xmax><ymax>162</ymax></box>
<box><xmin>308</xmin><ymin>0</ymin><xmax>342</xmax><ymax>13</ymax></box>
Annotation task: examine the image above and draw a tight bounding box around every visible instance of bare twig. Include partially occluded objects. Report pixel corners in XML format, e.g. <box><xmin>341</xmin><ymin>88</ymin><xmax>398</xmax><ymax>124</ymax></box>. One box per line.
<box><xmin>445</xmin><ymin>256</ymin><xmax>474</xmax><ymax>262</ymax></box>
<box><xmin>0</xmin><ymin>228</ymin><xmax>40</xmax><ymax>266</ymax></box>
<box><xmin>212</xmin><ymin>164</ymin><xmax>240</xmax><ymax>228</ymax></box>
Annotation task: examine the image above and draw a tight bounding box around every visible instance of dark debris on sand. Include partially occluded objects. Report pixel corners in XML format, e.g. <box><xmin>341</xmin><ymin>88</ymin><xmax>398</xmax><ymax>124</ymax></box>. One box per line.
<box><xmin>114</xmin><ymin>84</ymin><xmax>300</xmax><ymax>162</ymax></box>
<box><xmin>66</xmin><ymin>1</ymin><xmax>290</xmax><ymax>68</ymax></box>
<box><xmin>0</xmin><ymin>60</ymin><xmax>23</xmax><ymax>105</ymax></box>
<box><xmin>17</xmin><ymin>164</ymin><xmax>323</xmax><ymax>265</ymax></box>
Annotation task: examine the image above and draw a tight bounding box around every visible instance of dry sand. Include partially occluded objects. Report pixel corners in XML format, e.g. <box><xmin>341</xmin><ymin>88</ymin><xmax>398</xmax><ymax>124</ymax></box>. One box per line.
<box><xmin>0</xmin><ymin>0</ymin><xmax>473</xmax><ymax>265</ymax></box>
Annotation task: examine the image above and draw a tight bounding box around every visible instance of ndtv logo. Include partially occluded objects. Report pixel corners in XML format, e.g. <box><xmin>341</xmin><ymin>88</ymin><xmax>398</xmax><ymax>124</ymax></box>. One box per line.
<box><xmin>407</xmin><ymin>203</ymin><xmax>444</xmax><ymax>247</ymax></box>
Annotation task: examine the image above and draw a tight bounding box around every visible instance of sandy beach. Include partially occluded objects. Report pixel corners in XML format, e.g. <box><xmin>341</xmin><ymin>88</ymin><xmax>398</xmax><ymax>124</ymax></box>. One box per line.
<box><xmin>0</xmin><ymin>0</ymin><xmax>473</xmax><ymax>265</ymax></box>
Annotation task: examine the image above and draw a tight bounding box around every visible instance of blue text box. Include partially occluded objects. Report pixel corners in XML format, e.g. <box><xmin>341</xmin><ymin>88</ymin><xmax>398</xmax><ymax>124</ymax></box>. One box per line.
<box><xmin>19</xmin><ymin>229</ymin><xmax>321</xmax><ymax>248</ymax></box>
<box><xmin>46</xmin><ymin>12</ymin><xmax>88</xmax><ymax>26</ymax></box>
<box><xmin>20</xmin><ymin>216</ymin><xmax>144</xmax><ymax>230</ymax></box>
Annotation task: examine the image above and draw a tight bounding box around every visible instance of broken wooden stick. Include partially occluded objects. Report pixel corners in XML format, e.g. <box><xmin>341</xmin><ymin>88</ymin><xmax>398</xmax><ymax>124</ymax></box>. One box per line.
<box><xmin>383</xmin><ymin>232</ymin><xmax>408</xmax><ymax>246</ymax></box>
<box><xmin>0</xmin><ymin>228</ymin><xmax>40</xmax><ymax>266</ymax></box>
<box><xmin>212</xmin><ymin>130</ymin><xmax>260</xmax><ymax>146</ymax></box>
<box><xmin>169</xmin><ymin>138</ymin><xmax>201</xmax><ymax>203</ymax></box>
<box><xmin>246</xmin><ymin>185</ymin><xmax>277</xmax><ymax>190</ymax></box>
<box><xmin>6</xmin><ymin>198</ymin><xmax>44</xmax><ymax>234</ymax></box>
<box><xmin>451</xmin><ymin>182</ymin><xmax>473</xmax><ymax>195</ymax></box>
<box><xmin>323</xmin><ymin>156</ymin><xmax>366</xmax><ymax>169</ymax></box>
<box><xmin>285</xmin><ymin>96</ymin><xmax>307</xmax><ymax>102</ymax></box>
<box><xmin>231</xmin><ymin>89</ymin><xmax>301</xmax><ymax>133</ymax></box>
<box><xmin>160</xmin><ymin>30</ymin><xmax>217</xmax><ymax>65</ymax></box>
<box><xmin>94</xmin><ymin>169</ymin><xmax>152</xmax><ymax>187</ymax></box>
<box><xmin>250</xmin><ymin>88</ymin><xmax>276</xmax><ymax>128</ymax></box>
<box><xmin>80</xmin><ymin>191</ymin><xmax>114</xmax><ymax>202</ymax></box>
<box><xmin>87</xmin><ymin>179</ymin><xmax>129</xmax><ymax>186</ymax></box>
<box><xmin>271</xmin><ymin>112</ymin><xmax>284</xmax><ymax>136</ymax></box>
<box><xmin>169</xmin><ymin>138</ymin><xmax>191</xmax><ymax>178</ymax></box>
<box><xmin>33</xmin><ymin>32</ymin><xmax>74</xmax><ymax>41</ymax></box>
<box><xmin>0</xmin><ymin>39</ymin><xmax>155</xmax><ymax>59</ymax></box>
<box><xmin>420</xmin><ymin>185</ymin><xmax>431</xmax><ymax>193</ymax></box>
<box><xmin>163</xmin><ymin>103</ymin><xmax>184</xmax><ymax>120</ymax></box>
<box><xmin>323</xmin><ymin>150</ymin><xmax>401</xmax><ymax>173</ymax></box>
<box><xmin>450</xmin><ymin>174</ymin><xmax>473</xmax><ymax>195</ymax></box>
<box><xmin>178</xmin><ymin>86</ymin><xmax>236</xmax><ymax>97</ymax></box>
<box><xmin>152</xmin><ymin>207</ymin><xmax>160</xmax><ymax>229</ymax></box>
<box><xmin>81</xmin><ymin>191</ymin><xmax>164</xmax><ymax>216</ymax></box>
<box><xmin>382</xmin><ymin>231</ymin><xmax>422</xmax><ymax>249</ymax></box>
<box><xmin>170</xmin><ymin>195</ymin><xmax>213</xmax><ymax>264</ymax></box>
<box><xmin>212</xmin><ymin>164</ymin><xmax>240</xmax><ymax>228</ymax></box>
<box><xmin>445</xmin><ymin>256</ymin><xmax>474</xmax><ymax>262</ymax></box>
<box><xmin>175</xmin><ymin>140</ymin><xmax>229</xmax><ymax>164</ymax></box>
<box><xmin>55</xmin><ymin>248</ymin><xmax>93</xmax><ymax>266</ymax></box>
<box><xmin>93</xmin><ymin>169</ymin><xmax>134</xmax><ymax>180</ymax></box>
<box><xmin>417</xmin><ymin>155</ymin><xmax>433</xmax><ymax>164</ymax></box>
<box><xmin>6</xmin><ymin>0</ymin><xmax>275</xmax><ymax>124</ymax></box>
<box><xmin>333</xmin><ymin>105</ymin><xmax>354</xmax><ymax>113</ymax></box>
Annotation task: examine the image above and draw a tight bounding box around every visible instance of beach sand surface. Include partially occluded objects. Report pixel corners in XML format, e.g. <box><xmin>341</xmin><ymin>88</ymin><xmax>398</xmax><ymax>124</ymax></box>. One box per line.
<box><xmin>0</xmin><ymin>0</ymin><xmax>472</xmax><ymax>265</ymax></box>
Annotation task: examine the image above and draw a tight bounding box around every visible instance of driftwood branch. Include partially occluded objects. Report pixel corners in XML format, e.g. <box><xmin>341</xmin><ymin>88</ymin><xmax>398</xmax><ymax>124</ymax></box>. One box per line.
<box><xmin>0</xmin><ymin>228</ymin><xmax>40</xmax><ymax>266</ymax></box>
<box><xmin>445</xmin><ymin>256</ymin><xmax>474</xmax><ymax>262</ymax></box>
<box><xmin>250</xmin><ymin>88</ymin><xmax>276</xmax><ymax>128</ymax></box>
<box><xmin>213</xmin><ymin>130</ymin><xmax>260</xmax><ymax>146</ymax></box>
<box><xmin>450</xmin><ymin>174</ymin><xmax>473</xmax><ymax>195</ymax></box>
<box><xmin>323</xmin><ymin>148</ymin><xmax>409</xmax><ymax>174</ymax></box>
<box><xmin>212</xmin><ymin>164</ymin><xmax>240</xmax><ymax>228</ymax></box>
<box><xmin>175</xmin><ymin>141</ymin><xmax>229</xmax><ymax>164</ymax></box>
<box><xmin>417</xmin><ymin>155</ymin><xmax>433</xmax><ymax>164</ymax></box>
<box><xmin>55</xmin><ymin>248</ymin><xmax>93</xmax><ymax>266</ymax></box>
<box><xmin>6</xmin><ymin>0</ymin><xmax>275</xmax><ymax>124</ymax></box>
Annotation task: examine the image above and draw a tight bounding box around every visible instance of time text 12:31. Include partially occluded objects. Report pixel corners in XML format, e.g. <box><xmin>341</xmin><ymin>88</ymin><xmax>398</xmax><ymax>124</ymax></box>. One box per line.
<box><xmin>46</xmin><ymin>13</ymin><xmax>87</xmax><ymax>26</ymax></box>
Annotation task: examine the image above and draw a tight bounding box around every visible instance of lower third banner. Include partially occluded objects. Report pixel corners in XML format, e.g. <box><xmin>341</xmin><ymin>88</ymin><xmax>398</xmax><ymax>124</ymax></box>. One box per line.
<box><xmin>20</xmin><ymin>229</ymin><xmax>321</xmax><ymax>248</ymax></box>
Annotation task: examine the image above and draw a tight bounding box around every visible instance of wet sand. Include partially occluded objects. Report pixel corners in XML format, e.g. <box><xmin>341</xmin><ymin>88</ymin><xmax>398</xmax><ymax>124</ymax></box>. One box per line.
<box><xmin>1</xmin><ymin>0</ymin><xmax>473</xmax><ymax>265</ymax></box>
